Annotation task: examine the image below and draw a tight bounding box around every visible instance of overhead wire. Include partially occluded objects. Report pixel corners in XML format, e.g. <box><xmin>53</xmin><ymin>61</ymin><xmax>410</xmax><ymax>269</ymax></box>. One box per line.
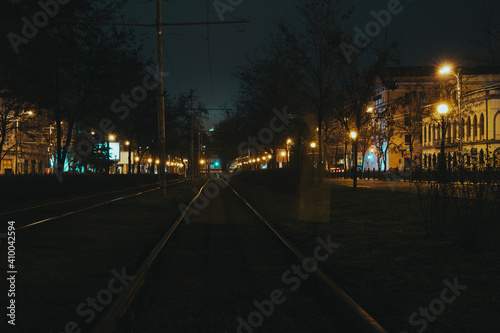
<box><xmin>143</xmin><ymin>1</ymin><xmax>182</xmax><ymax>93</ymax></box>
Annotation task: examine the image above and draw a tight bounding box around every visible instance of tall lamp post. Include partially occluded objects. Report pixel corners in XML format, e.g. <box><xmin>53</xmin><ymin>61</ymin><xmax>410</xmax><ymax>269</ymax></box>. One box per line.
<box><xmin>437</xmin><ymin>104</ymin><xmax>449</xmax><ymax>182</ymax></box>
<box><xmin>350</xmin><ymin>131</ymin><xmax>358</xmax><ymax>190</ymax></box>
<box><xmin>310</xmin><ymin>142</ymin><xmax>316</xmax><ymax>168</ymax></box>
<box><xmin>439</xmin><ymin>65</ymin><xmax>462</xmax><ymax>154</ymax></box>
<box><xmin>286</xmin><ymin>139</ymin><xmax>292</xmax><ymax>166</ymax></box>
<box><xmin>125</xmin><ymin>141</ymin><xmax>131</xmax><ymax>174</ymax></box>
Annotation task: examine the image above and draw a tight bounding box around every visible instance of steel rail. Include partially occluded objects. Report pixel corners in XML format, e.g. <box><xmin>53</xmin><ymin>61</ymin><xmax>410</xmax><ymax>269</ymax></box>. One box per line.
<box><xmin>0</xmin><ymin>179</ymin><xmax>182</xmax><ymax>216</ymax></box>
<box><xmin>90</xmin><ymin>180</ymin><xmax>210</xmax><ymax>333</ymax></box>
<box><xmin>222</xmin><ymin>180</ymin><xmax>388</xmax><ymax>333</ymax></box>
<box><xmin>17</xmin><ymin>180</ymin><xmax>187</xmax><ymax>230</ymax></box>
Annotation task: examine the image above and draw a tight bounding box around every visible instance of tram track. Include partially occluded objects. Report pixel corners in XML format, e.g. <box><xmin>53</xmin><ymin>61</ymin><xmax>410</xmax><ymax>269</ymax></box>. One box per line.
<box><xmin>91</xmin><ymin>178</ymin><xmax>387</xmax><ymax>333</ymax></box>
<box><xmin>1</xmin><ymin>179</ymin><xmax>187</xmax><ymax>230</ymax></box>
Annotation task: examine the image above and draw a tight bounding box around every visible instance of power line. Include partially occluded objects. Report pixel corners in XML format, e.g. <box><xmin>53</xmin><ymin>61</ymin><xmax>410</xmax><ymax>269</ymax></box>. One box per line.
<box><xmin>143</xmin><ymin>2</ymin><xmax>182</xmax><ymax>93</ymax></box>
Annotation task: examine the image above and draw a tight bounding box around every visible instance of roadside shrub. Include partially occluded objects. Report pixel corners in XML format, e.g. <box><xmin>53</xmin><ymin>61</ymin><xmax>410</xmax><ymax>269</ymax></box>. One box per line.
<box><xmin>412</xmin><ymin>170</ymin><xmax>500</xmax><ymax>250</ymax></box>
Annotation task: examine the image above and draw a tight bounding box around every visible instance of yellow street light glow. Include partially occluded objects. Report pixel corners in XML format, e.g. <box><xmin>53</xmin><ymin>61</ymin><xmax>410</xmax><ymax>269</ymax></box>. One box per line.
<box><xmin>263</xmin><ymin>156</ymin><xmax>266</xmax><ymax>160</ymax></box>
<box><xmin>27</xmin><ymin>110</ymin><xmax>34</xmax><ymax>115</ymax></box>
<box><xmin>109</xmin><ymin>134</ymin><xmax>115</xmax><ymax>141</ymax></box>
<box><xmin>438</xmin><ymin>104</ymin><xmax>449</xmax><ymax>114</ymax></box>
<box><xmin>439</xmin><ymin>65</ymin><xmax>452</xmax><ymax>74</ymax></box>
<box><xmin>370</xmin><ymin>148</ymin><xmax>375</xmax><ymax>153</ymax></box>
<box><xmin>257</xmin><ymin>158</ymin><xmax>260</xmax><ymax>161</ymax></box>
<box><xmin>200</xmin><ymin>159</ymin><xmax>205</xmax><ymax>164</ymax></box>
<box><xmin>91</xmin><ymin>131</ymin><xmax>95</xmax><ymax>135</ymax></box>
<box><xmin>155</xmin><ymin>159</ymin><xmax>160</xmax><ymax>164</ymax></box>
<box><xmin>135</xmin><ymin>157</ymin><xmax>139</xmax><ymax>162</ymax></box>
<box><xmin>148</xmin><ymin>158</ymin><xmax>152</xmax><ymax>163</ymax></box>
<box><xmin>281</xmin><ymin>151</ymin><xmax>286</xmax><ymax>157</ymax></box>
<box><xmin>367</xmin><ymin>107</ymin><xmax>373</xmax><ymax>113</ymax></box>
<box><xmin>125</xmin><ymin>141</ymin><xmax>130</xmax><ymax>146</ymax></box>
<box><xmin>310</xmin><ymin>142</ymin><xmax>316</xmax><ymax>148</ymax></box>
<box><xmin>350</xmin><ymin>131</ymin><xmax>357</xmax><ymax>139</ymax></box>
<box><xmin>268</xmin><ymin>154</ymin><xmax>272</xmax><ymax>159</ymax></box>
<box><xmin>252</xmin><ymin>159</ymin><xmax>256</xmax><ymax>163</ymax></box>
<box><xmin>287</xmin><ymin>139</ymin><xmax>292</xmax><ymax>144</ymax></box>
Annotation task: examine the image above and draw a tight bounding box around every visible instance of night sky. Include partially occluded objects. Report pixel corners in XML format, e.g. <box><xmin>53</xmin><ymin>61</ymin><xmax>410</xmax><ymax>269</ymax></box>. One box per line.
<box><xmin>123</xmin><ymin>0</ymin><xmax>497</xmax><ymax>128</ymax></box>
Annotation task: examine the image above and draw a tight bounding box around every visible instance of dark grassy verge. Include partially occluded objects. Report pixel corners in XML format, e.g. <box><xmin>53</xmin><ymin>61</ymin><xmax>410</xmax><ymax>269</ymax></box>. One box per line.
<box><xmin>230</xmin><ymin>176</ymin><xmax>500</xmax><ymax>333</ymax></box>
<box><xmin>0</xmin><ymin>179</ymin><xmax>204</xmax><ymax>333</ymax></box>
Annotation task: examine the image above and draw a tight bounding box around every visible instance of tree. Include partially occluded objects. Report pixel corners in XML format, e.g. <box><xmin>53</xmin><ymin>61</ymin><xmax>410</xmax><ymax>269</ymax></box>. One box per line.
<box><xmin>1</xmin><ymin>0</ymin><xmax>143</xmax><ymax>178</ymax></box>
<box><xmin>279</xmin><ymin>0</ymin><xmax>346</xmax><ymax>177</ymax></box>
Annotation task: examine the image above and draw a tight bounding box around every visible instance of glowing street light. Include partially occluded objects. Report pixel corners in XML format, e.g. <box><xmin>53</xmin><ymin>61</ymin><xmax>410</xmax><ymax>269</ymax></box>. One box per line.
<box><xmin>367</xmin><ymin>107</ymin><xmax>374</xmax><ymax>113</ymax></box>
<box><xmin>438</xmin><ymin>104</ymin><xmax>449</xmax><ymax>114</ymax></box>
<box><xmin>281</xmin><ymin>151</ymin><xmax>286</xmax><ymax>157</ymax></box>
<box><xmin>350</xmin><ymin>131</ymin><xmax>357</xmax><ymax>139</ymax></box>
<box><xmin>439</xmin><ymin>65</ymin><xmax>451</xmax><ymax>74</ymax></box>
<box><xmin>310</xmin><ymin>142</ymin><xmax>316</xmax><ymax>148</ymax></box>
<box><xmin>109</xmin><ymin>134</ymin><xmax>116</xmax><ymax>141</ymax></box>
<box><xmin>439</xmin><ymin>64</ymin><xmax>462</xmax><ymax>154</ymax></box>
<box><xmin>135</xmin><ymin>157</ymin><xmax>139</xmax><ymax>162</ymax></box>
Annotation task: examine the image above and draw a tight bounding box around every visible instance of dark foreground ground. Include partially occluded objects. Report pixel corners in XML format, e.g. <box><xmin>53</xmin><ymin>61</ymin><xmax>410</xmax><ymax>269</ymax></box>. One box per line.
<box><xmin>1</xmin><ymin>173</ymin><xmax>498</xmax><ymax>332</ymax></box>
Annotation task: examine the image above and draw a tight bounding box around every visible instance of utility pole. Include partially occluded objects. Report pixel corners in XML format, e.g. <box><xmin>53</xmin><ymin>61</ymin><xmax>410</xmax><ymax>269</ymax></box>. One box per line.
<box><xmin>198</xmin><ymin>118</ymin><xmax>202</xmax><ymax>175</ymax></box>
<box><xmin>64</xmin><ymin>12</ymin><xmax>249</xmax><ymax>195</ymax></box>
<box><xmin>156</xmin><ymin>0</ymin><xmax>167</xmax><ymax>196</ymax></box>
<box><xmin>190</xmin><ymin>91</ymin><xmax>194</xmax><ymax>182</ymax></box>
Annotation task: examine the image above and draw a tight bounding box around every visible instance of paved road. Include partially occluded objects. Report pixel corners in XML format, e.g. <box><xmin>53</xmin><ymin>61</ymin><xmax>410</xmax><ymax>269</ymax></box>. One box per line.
<box><xmin>327</xmin><ymin>178</ymin><xmax>414</xmax><ymax>192</ymax></box>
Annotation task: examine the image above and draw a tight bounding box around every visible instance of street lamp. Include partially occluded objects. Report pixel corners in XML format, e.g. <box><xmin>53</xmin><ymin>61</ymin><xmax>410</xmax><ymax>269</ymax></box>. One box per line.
<box><xmin>286</xmin><ymin>139</ymin><xmax>292</xmax><ymax>166</ymax></box>
<box><xmin>437</xmin><ymin>103</ymin><xmax>449</xmax><ymax>182</ymax></box>
<box><xmin>134</xmin><ymin>156</ymin><xmax>140</xmax><ymax>174</ymax></box>
<box><xmin>439</xmin><ymin>64</ymin><xmax>462</xmax><ymax>154</ymax></box>
<box><xmin>125</xmin><ymin>141</ymin><xmax>131</xmax><ymax>174</ymax></box>
<box><xmin>14</xmin><ymin>110</ymin><xmax>35</xmax><ymax>175</ymax></box>
<box><xmin>350</xmin><ymin>131</ymin><xmax>358</xmax><ymax>190</ymax></box>
<box><xmin>310</xmin><ymin>142</ymin><xmax>316</xmax><ymax>167</ymax></box>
